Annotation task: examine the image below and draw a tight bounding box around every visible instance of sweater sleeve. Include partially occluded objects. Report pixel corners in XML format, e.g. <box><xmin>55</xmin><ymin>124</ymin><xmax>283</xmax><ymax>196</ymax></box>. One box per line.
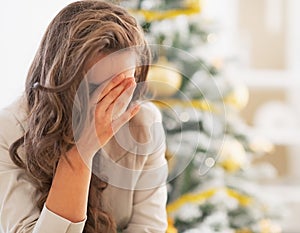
<box><xmin>0</xmin><ymin>109</ymin><xmax>86</xmax><ymax>233</ymax></box>
<box><xmin>122</xmin><ymin>146</ymin><xmax>168</xmax><ymax>233</ymax></box>
<box><xmin>122</xmin><ymin>102</ymin><xmax>168</xmax><ymax>233</ymax></box>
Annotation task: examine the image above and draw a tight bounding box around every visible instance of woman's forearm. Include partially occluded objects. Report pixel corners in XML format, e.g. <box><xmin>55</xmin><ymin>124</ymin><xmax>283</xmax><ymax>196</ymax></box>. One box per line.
<box><xmin>45</xmin><ymin>147</ymin><xmax>92</xmax><ymax>223</ymax></box>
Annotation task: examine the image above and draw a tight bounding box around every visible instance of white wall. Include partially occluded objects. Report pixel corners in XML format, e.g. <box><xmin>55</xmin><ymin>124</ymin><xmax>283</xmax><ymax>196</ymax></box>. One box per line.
<box><xmin>0</xmin><ymin>0</ymin><xmax>74</xmax><ymax>109</ymax></box>
<box><xmin>286</xmin><ymin>0</ymin><xmax>300</xmax><ymax>182</ymax></box>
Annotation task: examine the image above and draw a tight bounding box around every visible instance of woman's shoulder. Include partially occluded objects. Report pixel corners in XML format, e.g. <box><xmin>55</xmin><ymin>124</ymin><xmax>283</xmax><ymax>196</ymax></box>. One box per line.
<box><xmin>129</xmin><ymin>101</ymin><xmax>162</xmax><ymax>126</ymax></box>
<box><xmin>0</xmin><ymin>97</ymin><xmax>27</xmax><ymax>148</ymax></box>
<box><xmin>124</xmin><ymin>101</ymin><xmax>165</xmax><ymax>154</ymax></box>
<box><xmin>127</xmin><ymin>101</ymin><xmax>164</xmax><ymax>142</ymax></box>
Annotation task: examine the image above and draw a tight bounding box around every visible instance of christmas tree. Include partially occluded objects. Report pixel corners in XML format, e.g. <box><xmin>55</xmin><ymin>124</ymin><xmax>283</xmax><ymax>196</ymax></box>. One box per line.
<box><xmin>112</xmin><ymin>1</ymin><xmax>283</xmax><ymax>232</ymax></box>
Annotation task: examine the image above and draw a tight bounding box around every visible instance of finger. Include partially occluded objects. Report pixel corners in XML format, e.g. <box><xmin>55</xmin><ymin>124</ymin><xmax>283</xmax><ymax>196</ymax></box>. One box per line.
<box><xmin>112</xmin><ymin>104</ymin><xmax>141</xmax><ymax>132</ymax></box>
<box><xmin>96</xmin><ymin>73</ymin><xmax>128</xmax><ymax>102</ymax></box>
<box><xmin>106</xmin><ymin>82</ymin><xmax>136</xmax><ymax>119</ymax></box>
<box><xmin>89</xmin><ymin>73</ymin><xmax>126</xmax><ymax>105</ymax></box>
<box><xmin>98</xmin><ymin>78</ymin><xmax>135</xmax><ymax>112</ymax></box>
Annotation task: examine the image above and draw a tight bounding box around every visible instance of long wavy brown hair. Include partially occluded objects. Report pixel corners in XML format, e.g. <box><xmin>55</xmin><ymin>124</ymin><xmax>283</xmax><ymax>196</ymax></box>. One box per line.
<box><xmin>9</xmin><ymin>1</ymin><xmax>150</xmax><ymax>232</ymax></box>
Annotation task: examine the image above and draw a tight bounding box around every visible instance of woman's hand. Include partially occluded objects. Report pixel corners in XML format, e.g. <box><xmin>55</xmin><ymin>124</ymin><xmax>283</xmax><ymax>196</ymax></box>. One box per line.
<box><xmin>76</xmin><ymin>73</ymin><xmax>140</xmax><ymax>166</ymax></box>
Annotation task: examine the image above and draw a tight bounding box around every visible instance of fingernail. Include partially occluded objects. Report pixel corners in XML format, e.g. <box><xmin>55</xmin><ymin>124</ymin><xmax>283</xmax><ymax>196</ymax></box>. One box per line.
<box><xmin>115</xmin><ymin>73</ymin><xmax>125</xmax><ymax>82</ymax></box>
<box><xmin>119</xmin><ymin>74</ymin><xmax>125</xmax><ymax>81</ymax></box>
<box><xmin>125</xmin><ymin>79</ymin><xmax>135</xmax><ymax>88</ymax></box>
<box><xmin>131</xmin><ymin>105</ymin><xmax>140</xmax><ymax>115</ymax></box>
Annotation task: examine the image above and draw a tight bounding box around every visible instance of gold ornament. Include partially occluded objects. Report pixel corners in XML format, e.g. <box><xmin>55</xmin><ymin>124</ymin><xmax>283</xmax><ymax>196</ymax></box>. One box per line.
<box><xmin>211</xmin><ymin>57</ymin><xmax>224</xmax><ymax>70</ymax></box>
<box><xmin>218</xmin><ymin>138</ymin><xmax>248</xmax><ymax>173</ymax></box>
<box><xmin>249</xmin><ymin>136</ymin><xmax>274</xmax><ymax>154</ymax></box>
<box><xmin>147</xmin><ymin>57</ymin><xmax>182</xmax><ymax>97</ymax></box>
<box><xmin>235</xmin><ymin>219</ymin><xmax>282</xmax><ymax>233</ymax></box>
<box><xmin>259</xmin><ymin>219</ymin><xmax>282</xmax><ymax>233</ymax></box>
<box><xmin>235</xmin><ymin>229</ymin><xmax>252</xmax><ymax>233</ymax></box>
<box><xmin>224</xmin><ymin>84</ymin><xmax>249</xmax><ymax>110</ymax></box>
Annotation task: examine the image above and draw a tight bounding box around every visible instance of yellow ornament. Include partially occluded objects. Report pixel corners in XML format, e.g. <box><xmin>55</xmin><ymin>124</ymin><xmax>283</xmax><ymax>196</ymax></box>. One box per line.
<box><xmin>224</xmin><ymin>84</ymin><xmax>249</xmax><ymax>110</ymax></box>
<box><xmin>147</xmin><ymin>57</ymin><xmax>182</xmax><ymax>97</ymax></box>
<box><xmin>249</xmin><ymin>136</ymin><xmax>274</xmax><ymax>154</ymax></box>
<box><xmin>259</xmin><ymin>219</ymin><xmax>282</xmax><ymax>233</ymax></box>
<box><xmin>235</xmin><ymin>229</ymin><xmax>252</xmax><ymax>233</ymax></box>
<box><xmin>218</xmin><ymin>137</ymin><xmax>248</xmax><ymax>173</ymax></box>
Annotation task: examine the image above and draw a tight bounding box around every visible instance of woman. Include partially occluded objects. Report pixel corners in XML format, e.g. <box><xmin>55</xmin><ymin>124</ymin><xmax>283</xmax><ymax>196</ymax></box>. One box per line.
<box><xmin>0</xmin><ymin>1</ymin><xmax>168</xmax><ymax>232</ymax></box>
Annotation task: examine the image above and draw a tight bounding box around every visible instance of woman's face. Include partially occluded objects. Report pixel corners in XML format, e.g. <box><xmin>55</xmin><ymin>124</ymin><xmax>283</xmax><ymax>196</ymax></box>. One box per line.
<box><xmin>86</xmin><ymin>50</ymin><xmax>137</xmax><ymax>95</ymax></box>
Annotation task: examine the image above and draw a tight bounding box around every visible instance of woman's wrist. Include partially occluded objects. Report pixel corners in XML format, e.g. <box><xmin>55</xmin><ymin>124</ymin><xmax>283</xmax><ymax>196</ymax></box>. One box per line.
<box><xmin>63</xmin><ymin>146</ymin><xmax>94</xmax><ymax>172</ymax></box>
